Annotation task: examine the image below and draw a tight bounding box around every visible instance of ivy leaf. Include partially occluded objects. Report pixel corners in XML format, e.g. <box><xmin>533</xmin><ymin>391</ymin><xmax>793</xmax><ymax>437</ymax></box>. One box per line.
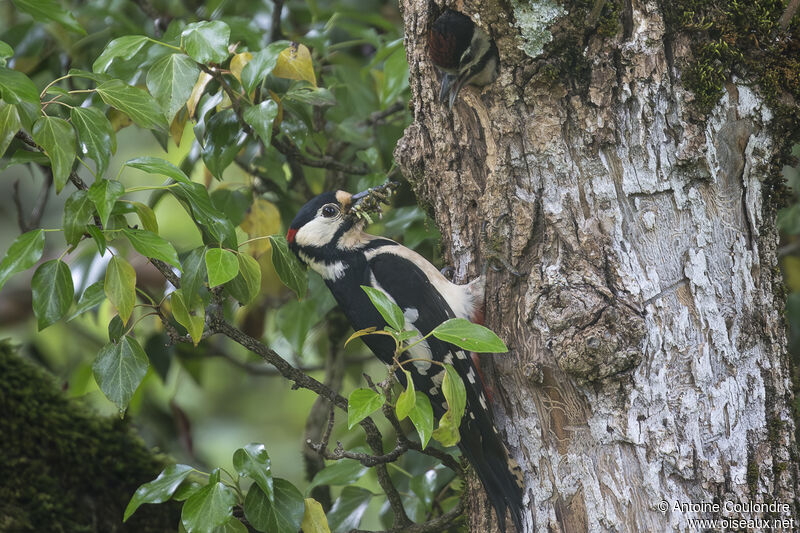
<box><xmin>87</xmin><ymin>179</ymin><xmax>124</xmax><ymax>228</ymax></box>
<box><xmin>233</xmin><ymin>443</ymin><xmax>273</xmax><ymax>503</ymax></box>
<box><xmin>66</xmin><ymin>280</ymin><xmax>105</xmax><ymax>322</ymax></box>
<box><xmin>122</xmin><ymin>228</ymin><xmax>181</xmax><ymax>269</ymax></box>
<box><xmin>0</xmin><ymin>41</ymin><xmax>12</xmax><ymax>65</ymax></box>
<box><xmin>361</xmin><ymin>285</ymin><xmax>404</xmax><ymax>331</ymax></box>
<box><xmin>395</xmin><ymin>368</ymin><xmax>416</xmax><ymax>420</ymax></box>
<box><xmin>125</xmin><ymin>464</ymin><xmax>194</xmax><ymax>521</ymax></box>
<box><xmin>326</xmin><ymin>486</ymin><xmax>373</xmax><ymax>533</ymax></box>
<box><xmin>181</xmin><ymin>21</ymin><xmax>230</xmax><ymax>64</ymax></box>
<box><xmin>0</xmin><ymin>229</ymin><xmax>45</xmax><ymax>292</ymax></box>
<box><xmin>306</xmin><ymin>460</ymin><xmax>368</xmax><ymax>494</ymax></box>
<box><xmin>205</xmin><ymin>248</ymin><xmax>239</xmax><ymax>287</ymax></box>
<box><xmin>92</xmin><ymin>335</ymin><xmax>149</xmax><ymax>411</ymax></box>
<box><xmin>432</xmin><ymin>317</ymin><xmax>508</xmax><ymax>353</ymax></box>
<box><xmin>32</xmin><ymin>116</ymin><xmax>75</xmax><ymax>192</ymax></box>
<box><xmin>125</xmin><ymin>156</ymin><xmax>191</xmax><ymax>183</ymax></box>
<box><xmin>130</xmin><ymin>202</ymin><xmax>158</xmax><ymax>233</ymax></box>
<box><xmin>171</xmin><ymin>288</ymin><xmax>204</xmax><ymax>345</ymax></box>
<box><xmin>347</xmin><ymin>388</ymin><xmax>385</xmax><ymax>429</ymax></box>
<box><xmin>104</xmin><ymin>255</ymin><xmax>136</xmax><ymax>323</ymax></box>
<box><xmin>285</xmin><ymin>85</ymin><xmax>336</xmax><ymax>106</ymax></box>
<box><xmin>432</xmin><ymin>364</ymin><xmax>467</xmax><ymax>447</ymax></box>
<box><xmin>273</xmin><ymin>43</ymin><xmax>316</xmax><ymax>86</ymax></box>
<box><xmin>92</xmin><ymin>35</ymin><xmax>149</xmax><ymax>73</ymax></box>
<box><xmin>225</xmin><ymin>252</ymin><xmax>261</xmax><ymax>305</ymax></box>
<box><xmin>408</xmin><ymin>392</ymin><xmax>434</xmax><ymax>448</ymax></box>
<box><xmin>243</xmin><ymin>100</ymin><xmax>279</xmax><ymax>145</ymax></box>
<box><xmin>0</xmin><ymin>67</ymin><xmax>39</xmax><ymax>105</ymax></box>
<box><xmin>243</xmin><ymin>479</ymin><xmax>304</xmax><ymax>533</ymax></box>
<box><xmin>201</xmin><ymin>109</ymin><xmax>243</xmax><ymax>179</ymax></box>
<box><xmin>62</xmin><ymin>190</ymin><xmax>95</xmax><ymax>246</ymax></box>
<box><xmin>181</xmin><ymin>478</ymin><xmax>237</xmax><ymax>533</ymax></box>
<box><xmin>31</xmin><ymin>259</ymin><xmax>73</xmax><ymax>330</ymax></box>
<box><xmin>240</xmin><ymin>41</ymin><xmax>290</xmax><ymax>93</ymax></box>
<box><xmin>12</xmin><ymin>0</ymin><xmax>85</xmax><ymax>35</ymax></box>
<box><xmin>87</xmin><ymin>225</ymin><xmax>107</xmax><ymax>255</ymax></box>
<box><xmin>70</xmin><ymin>106</ymin><xmax>116</xmax><ymax>177</ymax></box>
<box><xmin>146</xmin><ymin>53</ymin><xmax>200</xmax><ymax>123</ymax></box>
<box><xmin>96</xmin><ymin>79</ymin><xmax>168</xmax><ymax>132</ymax></box>
<box><xmin>268</xmin><ymin>235</ymin><xmax>307</xmax><ymax>299</ymax></box>
<box><xmin>0</xmin><ymin>102</ymin><xmax>21</xmax><ymax>157</ymax></box>
<box><xmin>301</xmin><ymin>498</ymin><xmax>331</xmax><ymax>533</ymax></box>
<box><xmin>180</xmin><ymin>247</ymin><xmax>207</xmax><ymax>305</ymax></box>
<box><xmin>107</xmin><ymin>315</ymin><xmax>126</xmax><ymax>343</ymax></box>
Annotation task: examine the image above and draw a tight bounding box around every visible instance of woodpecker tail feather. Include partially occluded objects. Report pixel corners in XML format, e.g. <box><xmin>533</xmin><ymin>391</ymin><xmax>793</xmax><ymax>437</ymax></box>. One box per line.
<box><xmin>459</xmin><ymin>414</ymin><xmax>524</xmax><ymax>532</ymax></box>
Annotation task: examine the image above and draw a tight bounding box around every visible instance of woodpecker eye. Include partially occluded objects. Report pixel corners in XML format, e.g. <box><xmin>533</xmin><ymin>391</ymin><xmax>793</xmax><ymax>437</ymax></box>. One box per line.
<box><xmin>321</xmin><ymin>204</ymin><xmax>339</xmax><ymax>218</ymax></box>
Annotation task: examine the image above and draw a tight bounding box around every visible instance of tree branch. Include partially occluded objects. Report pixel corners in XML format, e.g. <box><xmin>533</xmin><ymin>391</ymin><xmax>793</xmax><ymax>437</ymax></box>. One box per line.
<box><xmin>270</xmin><ymin>0</ymin><xmax>285</xmax><ymax>42</ymax></box>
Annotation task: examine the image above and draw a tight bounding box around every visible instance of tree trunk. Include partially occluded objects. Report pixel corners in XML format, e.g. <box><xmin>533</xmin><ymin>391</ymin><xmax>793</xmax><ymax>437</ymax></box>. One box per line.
<box><xmin>396</xmin><ymin>1</ymin><xmax>800</xmax><ymax>531</ymax></box>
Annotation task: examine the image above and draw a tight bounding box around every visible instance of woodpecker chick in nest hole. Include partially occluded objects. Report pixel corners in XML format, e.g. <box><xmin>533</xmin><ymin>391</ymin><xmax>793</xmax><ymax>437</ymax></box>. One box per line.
<box><xmin>428</xmin><ymin>9</ymin><xmax>500</xmax><ymax>109</ymax></box>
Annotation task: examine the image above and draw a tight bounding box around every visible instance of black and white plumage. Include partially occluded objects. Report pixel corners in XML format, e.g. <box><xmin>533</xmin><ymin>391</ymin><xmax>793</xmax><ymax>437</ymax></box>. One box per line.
<box><xmin>288</xmin><ymin>190</ymin><xmax>524</xmax><ymax>532</ymax></box>
<box><xmin>428</xmin><ymin>9</ymin><xmax>500</xmax><ymax>109</ymax></box>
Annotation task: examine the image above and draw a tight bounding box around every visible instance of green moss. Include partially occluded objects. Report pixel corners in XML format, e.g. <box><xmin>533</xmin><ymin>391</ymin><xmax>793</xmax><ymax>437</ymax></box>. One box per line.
<box><xmin>746</xmin><ymin>457</ymin><xmax>760</xmax><ymax>494</ymax></box>
<box><xmin>0</xmin><ymin>340</ymin><xmax>179</xmax><ymax>532</ymax></box>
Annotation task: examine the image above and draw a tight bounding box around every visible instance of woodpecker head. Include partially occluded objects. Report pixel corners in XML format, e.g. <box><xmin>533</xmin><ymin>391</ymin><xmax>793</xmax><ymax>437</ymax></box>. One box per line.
<box><xmin>428</xmin><ymin>9</ymin><xmax>499</xmax><ymax>109</ymax></box>
<box><xmin>287</xmin><ymin>190</ymin><xmax>359</xmax><ymax>252</ymax></box>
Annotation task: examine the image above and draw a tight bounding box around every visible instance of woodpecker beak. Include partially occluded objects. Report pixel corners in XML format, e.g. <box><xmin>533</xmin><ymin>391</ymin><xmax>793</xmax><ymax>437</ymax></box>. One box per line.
<box><xmin>350</xmin><ymin>189</ymin><xmax>370</xmax><ymax>206</ymax></box>
<box><xmin>448</xmin><ymin>74</ymin><xmax>469</xmax><ymax>109</ymax></box>
<box><xmin>439</xmin><ymin>73</ymin><xmax>456</xmax><ymax>107</ymax></box>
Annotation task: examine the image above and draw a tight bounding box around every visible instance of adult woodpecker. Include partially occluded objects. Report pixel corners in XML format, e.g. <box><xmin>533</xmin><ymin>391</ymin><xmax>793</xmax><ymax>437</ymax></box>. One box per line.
<box><xmin>288</xmin><ymin>190</ymin><xmax>524</xmax><ymax>532</ymax></box>
<box><xmin>428</xmin><ymin>9</ymin><xmax>500</xmax><ymax>109</ymax></box>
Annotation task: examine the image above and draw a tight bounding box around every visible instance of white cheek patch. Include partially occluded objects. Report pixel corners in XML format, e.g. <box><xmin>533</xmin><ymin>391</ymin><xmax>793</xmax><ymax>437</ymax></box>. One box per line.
<box><xmin>295</xmin><ymin>215</ymin><xmax>340</xmax><ymax>248</ymax></box>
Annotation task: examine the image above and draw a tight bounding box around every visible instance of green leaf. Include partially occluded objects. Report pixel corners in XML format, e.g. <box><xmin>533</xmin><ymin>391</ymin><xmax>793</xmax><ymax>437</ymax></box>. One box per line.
<box><xmin>147</xmin><ymin>53</ymin><xmax>200</xmax><ymax>123</ymax></box>
<box><xmin>182</xmin><ymin>21</ymin><xmax>231</xmax><ymax>64</ymax></box>
<box><xmin>408</xmin><ymin>392</ymin><xmax>434</xmax><ymax>448</ymax></box>
<box><xmin>0</xmin><ymin>67</ymin><xmax>39</xmax><ymax>105</ymax></box>
<box><xmin>180</xmin><ymin>247</ymin><xmax>207</xmax><ymax>304</ymax></box>
<box><xmin>67</xmin><ymin>280</ymin><xmax>105</xmax><ymax>321</ymax></box>
<box><xmin>68</xmin><ymin>68</ymin><xmax>113</xmax><ymax>84</ymax></box>
<box><xmin>347</xmin><ymin>388</ymin><xmax>385</xmax><ymax>429</ymax></box>
<box><xmin>201</xmin><ymin>109</ymin><xmax>242</xmax><ymax>179</ymax></box>
<box><xmin>225</xmin><ymin>252</ymin><xmax>261</xmax><ymax>305</ymax></box>
<box><xmin>306</xmin><ymin>460</ymin><xmax>368</xmax><ymax>494</ymax></box>
<box><xmin>92</xmin><ymin>335</ymin><xmax>148</xmax><ymax>410</ymax></box>
<box><xmin>243</xmin><ymin>479</ymin><xmax>304</xmax><ymax>533</ymax></box>
<box><xmin>93</xmin><ymin>35</ymin><xmax>149</xmax><ymax>73</ymax></box>
<box><xmin>0</xmin><ymin>41</ymin><xmax>12</xmax><ymax>64</ymax></box>
<box><xmin>285</xmin><ymin>85</ymin><xmax>336</xmax><ymax>107</ymax></box>
<box><xmin>32</xmin><ymin>116</ymin><xmax>75</xmax><ymax>192</ymax></box>
<box><xmin>395</xmin><ymin>368</ymin><xmax>416</xmax><ymax>420</ymax></box>
<box><xmin>205</xmin><ymin>248</ymin><xmax>239</xmax><ymax>287</ymax></box>
<box><xmin>0</xmin><ymin>102</ymin><xmax>21</xmax><ymax>157</ymax></box>
<box><xmin>62</xmin><ymin>190</ymin><xmax>94</xmax><ymax>246</ymax></box>
<box><xmin>105</xmin><ymin>255</ymin><xmax>136</xmax><ymax>322</ymax></box>
<box><xmin>233</xmin><ymin>443</ymin><xmax>273</xmax><ymax>502</ymax></box>
<box><xmin>171</xmin><ymin>288</ymin><xmax>204</xmax><ymax>345</ymax></box>
<box><xmin>87</xmin><ymin>179</ymin><xmax>125</xmax><ymax>228</ymax></box>
<box><xmin>31</xmin><ymin>259</ymin><xmax>73</xmax><ymax>330</ymax></box>
<box><xmin>210</xmin><ymin>188</ymin><xmax>252</xmax><ymax>227</ymax></box>
<box><xmin>361</xmin><ymin>285</ymin><xmax>404</xmax><ymax>331</ymax></box>
<box><xmin>125</xmin><ymin>464</ymin><xmax>194</xmax><ymax>521</ymax></box>
<box><xmin>122</xmin><ymin>228</ymin><xmax>181</xmax><ymax>269</ymax></box>
<box><xmin>212</xmin><ymin>519</ymin><xmax>247</xmax><ymax>533</ymax></box>
<box><xmin>432</xmin><ymin>364</ymin><xmax>467</xmax><ymax>447</ymax></box>
<box><xmin>181</xmin><ymin>478</ymin><xmax>237</xmax><ymax>533</ymax></box>
<box><xmin>131</xmin><ymin>202</ymin><xmax>158</xmax><ymax>233</ymax></box>
<box><xmin>108</xmin><ymin>315</ymin><xmax>125</xmax><ymax>343</ymax></box>
<box><xmin>268</xmin><ymin>235</ymin><xmax>307</xmax><ymax>299</ymax></box>
<box><xmin>301</xmin><ymin>498</ymin><xmax>331</xmax><ymax>533</ymax></box>
<box><xmin>326</xmin><ymin>486</ymin><xmax>373</xmax><ymax>533</ymax></box>
<box><xmin>12</xmin><ymin>0</ymin><xmax>86</xmax><ymax>35</ymax></box>
<box><xmin>380</xmin><ymin>47</ymin><xmax>409</xmax><ymax>107</ymax></box>
<box><xmin>0</xmin><ymin>149</ymin><xmax>48</xmax><ymax>171</ymax></box>
<box><xmin>125</xmin><ymin>155</ymin><xmax>191</xmax><ymax>183</ymax></box>
<box><xmin>243</xmin><ymin>100</ymin><xmax>279</xmax><ymax>146</ymax></box>
<box><xmin>70</xmin><ymin>106</ymin><xmax>116</xmax><ymax>177</ymax></box>
<box><xmin>87</xmin><ymin>225</ymin><xmax>107</xmax><ymax>255</ymax></box>
<box><xmin>0</xmin><ymin>229</ymin><xmax>45</xmax><ymax>292</ymax></box>
<box><xmin>432</xmin><ymin>318</ymin><xmax>508</xmax><ymax>353</ymax></box>
<box><xmin>240</xmin><ymin>41</ymin><xmax>290</xmax><ymax>93</ymax></box>
<box><xmin>96</xmin><ymin>79</ymin><xmax>169</xmax><ymax>132</ymax></box>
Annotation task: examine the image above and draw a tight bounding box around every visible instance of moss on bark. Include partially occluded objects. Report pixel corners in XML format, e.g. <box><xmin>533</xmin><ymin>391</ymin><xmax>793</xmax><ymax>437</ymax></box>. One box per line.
<box><xmin>0</xmin><ymin>340</ymin><xmax>179</xmax><ymax>532</ymax></box>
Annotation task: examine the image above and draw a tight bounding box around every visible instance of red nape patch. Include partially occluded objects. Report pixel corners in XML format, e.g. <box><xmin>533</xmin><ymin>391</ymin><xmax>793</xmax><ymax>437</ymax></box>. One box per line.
<box><xmin>286</xmin><ymin>228</ymin><xmax>297</xmax><ymax>244</ymax></box>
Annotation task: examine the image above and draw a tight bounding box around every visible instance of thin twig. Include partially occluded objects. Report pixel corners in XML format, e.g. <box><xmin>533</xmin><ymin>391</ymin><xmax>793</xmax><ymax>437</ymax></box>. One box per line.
<box><xmin>360</xmin><ymin>101</ymin><xmax>405</xmax><ymax>126</ymax></box>
<box><xmin>270</xmin><ymin>0</ymin><xmax>285</xmax><ymax>42</ymax></box>
<box><xmin>779</xmin><ymin>0</ymin><xmax>800</xmax><ymax>31</ymax></box>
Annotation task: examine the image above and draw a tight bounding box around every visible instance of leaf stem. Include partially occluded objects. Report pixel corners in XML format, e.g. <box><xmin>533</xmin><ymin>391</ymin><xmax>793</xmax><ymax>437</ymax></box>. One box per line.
<box><xmin>147</xmin><ymin>37</ymin><xmax>183</xmax><ymax>52</ymax></box>
<box><xmin>40</xmin><ymin>74</ymin><xmax>73</xmax><ymax>99</ymax></box>
<box><xmin>125</xmin><ymin>184</ymin><xmax>180</xmax><ymax>193</ymax></box>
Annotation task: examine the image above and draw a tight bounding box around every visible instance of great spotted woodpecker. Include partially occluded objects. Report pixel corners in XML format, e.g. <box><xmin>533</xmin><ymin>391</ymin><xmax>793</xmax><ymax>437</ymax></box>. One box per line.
<box><xmin>288</xmin><ymin>190</ymin><xmax>524</xmax><ymax>532</ymax></box>
<box><xmin>428</xmin><ymin>9</ymin><xmax>500</xmax><ymax>109</ymax></box>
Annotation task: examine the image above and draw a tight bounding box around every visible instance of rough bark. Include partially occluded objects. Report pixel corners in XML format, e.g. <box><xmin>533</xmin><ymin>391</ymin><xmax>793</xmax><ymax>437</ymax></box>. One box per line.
<box><xmin>395</xmin><ymin>1</ymin><xmax>799</xmax><ymax>531</ymax></box>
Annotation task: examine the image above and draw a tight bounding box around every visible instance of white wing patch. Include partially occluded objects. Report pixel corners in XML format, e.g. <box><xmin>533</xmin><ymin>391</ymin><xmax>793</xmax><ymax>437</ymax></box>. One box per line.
<box><xmin>298</xmin><ymin>252</ymin><xmax>348</xmax><ymax>281</ymax></box>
